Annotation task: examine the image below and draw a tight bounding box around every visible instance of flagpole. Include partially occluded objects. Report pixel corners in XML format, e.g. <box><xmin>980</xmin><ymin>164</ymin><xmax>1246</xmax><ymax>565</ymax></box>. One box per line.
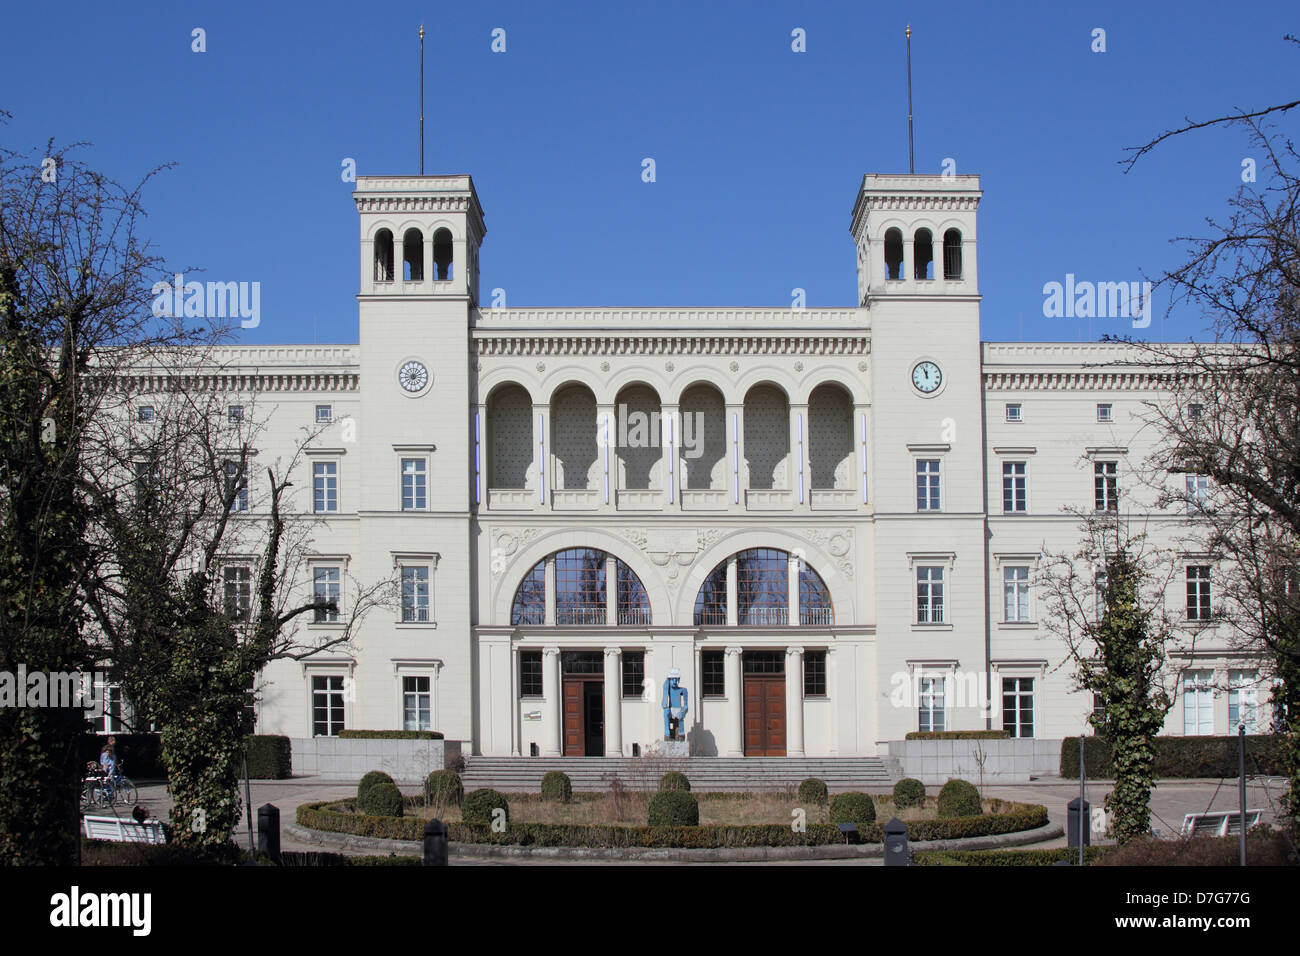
<box><xmin>906</xmin><ymin>24</ymin><xmax>914</xmax><ymax>174</ymax></box>
<box><xmin>419</xmin><ymin>24</ymin><xmax>425</xmax><ymax>176</ymax></box>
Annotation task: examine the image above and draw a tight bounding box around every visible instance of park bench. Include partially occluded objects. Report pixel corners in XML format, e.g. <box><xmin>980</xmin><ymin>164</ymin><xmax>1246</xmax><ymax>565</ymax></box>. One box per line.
<box><xmin>82</xmin><ymin>815</ymin><xmax>167</xmax><ymax>844</ymax></box>
<box><xmin>1179</xmin><ymin>809</ymin><xmax>1263</xmax><ymax>838</ymax></box>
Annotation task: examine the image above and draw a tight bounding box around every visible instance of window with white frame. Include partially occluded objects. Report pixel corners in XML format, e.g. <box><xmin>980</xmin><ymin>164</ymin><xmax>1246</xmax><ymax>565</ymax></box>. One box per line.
<box><xmin>1003</xmin><ymin>566</ymin><xmax>1031</xmax><ymax>622</ymax></box>
<box><xmin>916</xmin><ymin>459</ymin><xmax>941</xmax><ymax>511</ymax></box>
<box><xmin>93</xmin><ymin>676</ymin><xmax>128</xmax><ymax>734</ymax></box>
<box><xmin>401</xmin><ymin>565</ymin><xmax>430</xmax><ymax>623</ymax></box>
<box><xmin>137</xmin><ymin>405</ymin><xmax>156</xmax><ymax>423</ymax></box>
<box><xmin>1186</xmin><ymin>565</ymin><xmax>1212</xmax><ymax>621</ymax></box>
<box><xmin>1185</xmin><ymin>474</ymin><xmax>1209</xmax><ymax>512</ymax></box>
<box><xmin>402</xmin><ymin>675</ymin><xmax>432</xmax><ymax>731</ymax></box>
<box><xmin>223</xmin><ymin>565</ymin><xmax>252</xmax><ymax>621</ymax></box>
<box><xmin>1094</xmin><ymin>570</ymin><xmax>1108</xmax><ymax>621</ymax></box>
<box><xmin>224</xmin><ymin>460</ymin><xmax>249</xmax><ymax>512</ymax></box>
<box><xmin>1183</xmin><ymin>669</ymin><xmax>1214</xmax><ymax>735</ymax></box>
<box><xmin>1228</xmin><ymin>670</ymin><xmax>1258</xmax><ymax>733</ymax></box>
<box><xmin>918</xmin><ymin>675</ymin><xmax>945</xmax><ymax>732</ymax></box>
<box><xmin>311</xmin><ymin>675</ymin><xmax>345</xmax><ymax>737</ymax></box>
<box><xmin>916</xmin><ymin>566</ymin><xmax>945</xmax><ymax>623</ymax></box>
<box><xmin>1094</xmin><ymin>461</ymin><xmax>1118</xmax><ymax>511</ymax></box>
<box><xmin>1002</xmin><ymin>461</ymin><xmax>1027</xmax><ymax>513</ymax></box>
<box><xmin>1004</xmin><ymin>403</ymin><xmax>1022</xmax><ymax>423</ymax></box>
<box><xmin>1096</xmin><ymin>403</ymin><xmax>1113</xmax><ymax>423</ymax></box>
<box><xmin>1188</xmin><ymin>403</ymin><xmax>1203</xmax><ymax>421</ymax></box>
<box><xmin>1002</xmin><ymin>676</ymin><xmax>1034</xmax><ymax>738</ymax></box>
<box><xmin>313</xmin><ymin>567</ymin><xmax>341</xmax><ymax>623</ymax></box>
<box><xmin>228</xmin><ymin>404</ymin><xmax>245</xmax><ymax>424</ymax></box>
<box><xmin>315</xmin><ymin>404</ymin><xmax>333</xmax><ymax>423</ymax></box>
<box><xmin>313</xmin><ymin>461</ymin><xmax>338</xmax><ymax>513</ymax></box>
<box><xmin>401</xmin><ymin>458</ymin><xmax>427</xmax><ymax>510</ymax></box>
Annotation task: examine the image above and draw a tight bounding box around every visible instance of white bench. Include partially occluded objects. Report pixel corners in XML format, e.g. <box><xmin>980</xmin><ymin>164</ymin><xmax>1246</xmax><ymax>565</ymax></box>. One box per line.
<box><xmin>1179</xmin><ymin>810</ymin><xmax>1263</xmax><ymax>838</ymax></box>
<box><xmin>82</xmin><ymin>815</ymin><xmax>167</xmax><ymax>844</ymax></box>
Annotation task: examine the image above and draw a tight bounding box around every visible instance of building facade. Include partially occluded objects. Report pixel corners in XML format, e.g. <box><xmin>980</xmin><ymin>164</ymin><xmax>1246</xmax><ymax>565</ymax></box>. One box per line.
<box><xmin>200</xmin><ymin>171</ymin><xmax>1267</xmax><ymax>759</ymax></box>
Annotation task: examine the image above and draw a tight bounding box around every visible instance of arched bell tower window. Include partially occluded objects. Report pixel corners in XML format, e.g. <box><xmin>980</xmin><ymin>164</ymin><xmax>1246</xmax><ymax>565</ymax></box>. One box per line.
<box><xmin>373</xmin><ymin>228</ymin><xmax>394</xmax><ymax>282</ymax></box>
<box><xmin>943</xmin><ymin>229</ymin><xmax>963</xmax><ymax>279</ymax></box>
<box><xmin>914</xmin><ymin>228</ymin><xmax>934</xmax><ymax>280</ymax></box>
<box><xmin>402</xmin><ymin>228</ymin><xmax>424</xmax><ymax>281</ymax></box>
<box><xmin>884</xmin><ymin>228</ymin><xmax>904</xmax><ymax>280</ymax></box>
<box><xmin>433</xmin><ymin>227</ymin><xmax>454</xmax><ymax>280</ymax></box>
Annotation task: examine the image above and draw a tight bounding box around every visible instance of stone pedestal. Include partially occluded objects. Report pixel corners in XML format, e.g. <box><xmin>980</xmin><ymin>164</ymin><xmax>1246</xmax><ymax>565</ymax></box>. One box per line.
<box><xmin>651</xmin><ymin>739</ymin><xmax>689</xmax><ymax>758</ymax></box>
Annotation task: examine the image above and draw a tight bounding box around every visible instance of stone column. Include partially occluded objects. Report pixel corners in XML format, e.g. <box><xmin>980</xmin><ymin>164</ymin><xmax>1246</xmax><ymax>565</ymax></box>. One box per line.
<box><xmin>785</xmin><ymin>646</ymin><xmax>805</xmax><ymax>757</ymax></box>
<box><xmin>542</xmin><ymin>646</ymin><xmax>561</xmax><ymax>756</ymax></box>
<box><xmin>726</xmin><ymin>554</ymin><xmax>739</xmax><ymax>626</ymax></box>
<box><xmin>603</xmin><ymin>647</ymin><xmax>622</xmax><ymax>756</ymax></box>
<box><xmin>903</xmin><ymin>236</ymin><xmax>914</xmax><ymax>285</ymax></box>
<box><xmin>544</xmin><ymin>555</ymin><xmax>557</xmax><ymax>626</ymax></box>
<box><xmin>789</xmin><ymin>404</ymin><xmax>808</xmax><ymax>505</ymax></box>
<box><xmin>727</xmin><ymin>403</ymin><xmax>744</xmax><ymax>508</ymax></box>
<box><xmin>532</xmin><ymin>404</ymin><xmax>548</xmax><ymax>504</ymax></box>
<box><xmin>510</xmin><ymin>643</ymin><xmax>522</xmax><ymax>756</ymax></box>
<box><xmin>605</xmin><ymin>553</ymin><xmax>617</xmax><ymax>626</ymax></box>
<box><xmin>597</xmin><ymin>402</ymin><xmax>615</xmax><ymax>506</ymax></box>
<box><xmin>826</xmin><ymin>647</ymin><xmax>839</xmax><ymax>755</ymax></box>
<box><xmin>661</xmin><ymin>402</ymin><xmax>679</xmax><ymax>506</ymax></box>
<box><xmin>725</xmin><ymin>646</ymin><xmax>744</xmax><ymax>757</ymax></box>
<box><xmin>787</xmin><ymin>552</ymin><xmax>801</xmax><ymax>626</ymax></box>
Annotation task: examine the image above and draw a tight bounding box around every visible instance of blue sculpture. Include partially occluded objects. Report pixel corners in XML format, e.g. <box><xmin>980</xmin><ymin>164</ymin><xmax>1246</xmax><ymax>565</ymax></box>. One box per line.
<box><xmin>662</xmin><ymin>668</ymin><xmax>689</xmax><ymax>740</ymax></box>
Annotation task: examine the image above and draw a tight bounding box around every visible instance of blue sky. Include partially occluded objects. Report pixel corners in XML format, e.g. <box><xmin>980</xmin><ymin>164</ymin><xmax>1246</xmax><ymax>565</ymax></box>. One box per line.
<box><xmin>2</xmin><ymin>0</ymin><xmax>1296</xmax><ymax>345</ymax></box>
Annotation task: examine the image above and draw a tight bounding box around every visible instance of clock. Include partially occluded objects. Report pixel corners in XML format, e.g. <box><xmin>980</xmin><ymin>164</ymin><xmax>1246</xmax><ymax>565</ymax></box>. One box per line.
<box><xmin>911</xmin><ymin>361</ymin><xmax>943</xmax><ymax>394</ymax></box>
<box><xmin>398</xmin><ymin>360</ymin><xmax>429</xmax><ymax>393</ymax></box>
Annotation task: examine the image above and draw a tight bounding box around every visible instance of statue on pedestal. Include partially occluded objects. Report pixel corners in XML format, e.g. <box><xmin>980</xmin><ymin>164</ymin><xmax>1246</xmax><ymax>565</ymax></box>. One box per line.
<box><xmin>662</xmin><ymin>667</ymin><xmax>689</xmax><ymax>741</ymax></box>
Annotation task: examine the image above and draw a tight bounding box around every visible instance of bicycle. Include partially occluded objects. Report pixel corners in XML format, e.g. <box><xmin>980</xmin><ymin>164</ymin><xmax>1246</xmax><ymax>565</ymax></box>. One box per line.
<box><xmin>80</xmin><ymin>761</ymin><xmax>137</xmax><ymax>811</ymax></box>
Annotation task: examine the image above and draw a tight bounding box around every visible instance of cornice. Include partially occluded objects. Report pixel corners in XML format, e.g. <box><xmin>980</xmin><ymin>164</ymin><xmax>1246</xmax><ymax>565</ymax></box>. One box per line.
<box><xmin>474</xmin><ymin>332</ymin><xmax>870</xmax><ymax>358</ymax></box>
<box><xmin>982</xmin><ymin>369</ymin><xmax>1176</xmax><ymax>391</ymax></box>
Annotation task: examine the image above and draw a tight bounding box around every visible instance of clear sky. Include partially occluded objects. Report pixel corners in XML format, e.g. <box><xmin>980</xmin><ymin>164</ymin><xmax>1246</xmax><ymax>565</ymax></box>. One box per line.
<box><xmin>2</xmin><ymin>0</ymin><xmax>1296</xmax><ymax>345</ymax></box>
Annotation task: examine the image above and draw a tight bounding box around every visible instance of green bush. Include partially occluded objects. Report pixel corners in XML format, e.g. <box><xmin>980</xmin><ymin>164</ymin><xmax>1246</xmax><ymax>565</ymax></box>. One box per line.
<box><xmin>541</xmin><ymin>771</ymin><xmax>573</xmax><ymax>803</ymax></box>
<box><xmin>462</xmin><ymin>788</ymin><xmax>510</xmax><ymax>826</ymax></box>
<box><xmin>245</xmin><ymin>735</ymin><xmax>293</xmax><ymax>779</ymax></box>
<box><xmin>914</xmin><ymin>847</ymin><xmax>1110</xmax><ymax>866</ymax></box>
<box><xmin>424</xmin><ymin>769</ymin><xmax>463</xmax><ymax>806</ymax></box>
<box><xmin>828</xmin><ymin>792</ymin><xmax>877</xmax><ymax>829</ymax></box>
<box><xmin>648</xmin><ymin>789</ymin><xmax>699</xmax><ymax>826</ymax></box>
<box><xmin>659</xmin><ymin>771</ymin><xmax>691</xmax><ymax>792</ymax></box>
<box><xmin>337</xmin><ymin>729</ymin><xmax>443</xmax><ymax>739</ymax></box>
<box><xmin>1060</xmin><ymin>734</ymin><xmax>1285</xmax><ymax>779</ymax></box>
<box><xmin>893</xmin><ymin>778</ymin><xmax>926</xmax><ymax>808</ymax></box>
<box><xmin>357</xmin><ymin>770</ymin><xmax>396</xmax><ymax>804</ymax></box>
<box><xmin>356</xmin><ymin>781</ymin><xmax>404</xmax><ymax>817</ymax></box>
<box><xmin>1093</xmin><ymin>830</ymin><xmax>1296</xmax><ymax>867</ymax></box>
<box><xmin>797</xmin><ymin>777</ymin><xmax>828</xmax><ymax>806</ymax></box>
<box><xmin>904</xmin><ymin>730</ymin><xmax>1010</xmax><ymax>740</ymax></box>
<box><xmin>936</xmin><ymin>779</ymin><xmax>982</xmax><ymax>818</ymax></box>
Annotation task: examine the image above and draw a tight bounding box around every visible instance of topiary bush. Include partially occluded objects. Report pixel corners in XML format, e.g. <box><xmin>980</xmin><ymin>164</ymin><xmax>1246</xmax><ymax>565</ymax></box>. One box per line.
<box><xmin>356</xmin><ymin>781</ymin><xmax>404</xmax><ymax>817</ymax></box>
<box><xmin>244</xmin><ymin>735</ymin><xmax>292</xmax><ymax>779</ymax></box>
<box><xmin>936</xmin><ymin>778</ymin><xmax>983</xmax><ymax>818</ymax></box>
<box><xmin>659</xmin><ymin>771</ymin><xmax>691</xmax><ymax>792</ymax></box>
<box><xmin>797</xmin><ymin>777</ymin><xmax>828</xmax><ymax>806</ymax></box>
<box><xmin>893</xmin><ymin>777</ymin><xmax>926</xmax><ymax>808</ymax></box>
<box><xmin>424</xmin><ymin>769</ymin><xmax>463</xmax><ymax>806</ymax></box>
<box><xmin>828</xmin><ymin>791</ymin><xmax>877</xmax><ymax>829</ymax></box>
<box><xmin>541</xmin><ymin>770</ymin><xmax>573</xmax><ymax>803</ymax></box>
<box><xmin>648</xmin><ymin>789</ymin><xmax>699</xmax><ymax>826</ymax></box>
<box><xmin>462</xmin><ymin>788</ymin><xmax>510</xmax><ymax>826</ymax></box>
<box><xmin>357</xmin><ymin>770</ymin><xmax>396</xmax><ymax>804</ymax></box>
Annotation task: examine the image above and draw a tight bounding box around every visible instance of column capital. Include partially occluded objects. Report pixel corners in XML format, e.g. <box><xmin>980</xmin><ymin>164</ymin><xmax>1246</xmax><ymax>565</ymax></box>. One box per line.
<box><xmin>785</xmin><ymin>645</ymin><xmax>804</xmax><ymax>659</ymax></box>
<box><xmin>725</xmin><ymin>645</ymin><xmax>744</xmax><ymax>658</ymax></box>
<box><xmin>542</xmin><ymin>646</ymin><xmax>560</xmax><ymax>658</ymax></box>
<box><xmin>603</xmin><ymin>646</ymin><xmax>622</xmax><ymax>658</ymax></box>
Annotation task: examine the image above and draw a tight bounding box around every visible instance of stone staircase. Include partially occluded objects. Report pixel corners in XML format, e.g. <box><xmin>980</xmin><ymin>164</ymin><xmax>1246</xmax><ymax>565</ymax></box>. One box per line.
<box><xmin>461</xmin><ymin>756</ymin><xmax>894</xmax><ymax>793</ymax></box>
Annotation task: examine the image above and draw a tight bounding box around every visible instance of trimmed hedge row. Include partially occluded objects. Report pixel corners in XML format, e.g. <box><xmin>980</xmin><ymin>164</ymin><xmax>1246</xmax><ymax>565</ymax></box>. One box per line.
<box><xmin>905</xmin><ymin>730</ymin><xmax>1010</xmax><ymax>740</ymax></box>
<box><xmin>247</xmin><ymin>735</ymin><xmax>293</xmax><ymax>779</ymax></box>
<box><xmin>337</xmin><ymin>729</ymin><xmax>444</xmax><ymax>740</ymax></box>
<box><xmin>296</xmin><ymin>800</ymin><xmax>1049</xmax><ymax>848</ymax></box>
<box><xmin>1060</xmin><ymin>734</ymin><xmax>1285</xmax><ymax>779</ymax></box>
<box><xmin>914</xmin><ymin>847</ymin><xmax>1111</xmax><ymax>866</ymax></box>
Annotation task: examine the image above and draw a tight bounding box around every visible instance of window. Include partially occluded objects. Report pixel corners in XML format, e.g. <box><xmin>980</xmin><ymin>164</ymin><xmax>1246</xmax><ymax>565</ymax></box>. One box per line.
<box><xmin>622</xmin><ymin>651</ymin><xmax>645</xmax><ymax>697</ymax></box>
<box><xmin>313</xmin><ymin>462</ymin><xmax>338</xmax><ymax>513</ymax></box>
<box><xmin>1188</xmin><ymin>403</ymin><xmax>1203</xmax><ymax>421</ymax></box>
<box><xmin>1185</xmin><ymin>474</ymin><xmax>1209</xmax><ymax>512</ymax></box>
<box><xmin>511</xmin><ymin>563</ymin><xmax>546</xmax><ymax>625</ymax></box>
<box><xmin>224</xmin><ymin>460</ymin><xmax>249</xmax><ymax>512</ymax></box>
<box><xmin>137</xmin><ymin>405</ymin><xmax>155</xmax><ymax>423</ymax></box>
<box><xmin>916</xmin><ymin>459</ymin><xmax>941</xmax><ymax>511</ymax></box>
<box><xmin>401</xmin><ymin>458</ymin><xmax>427</xmax><ymax>510</ymax></box>
<box><xmin>223</xmin><ymin>566</ymin><xmax>251</xmax><ymax>621</ymax></box>
<box><xmin>1183</xmin><ymin>670</ymin><xmax>1214</xmax><ymax>735</ymax></box>
<box><xmin>1004</xmin><ymin>403</ymin><xmax>1022</xmax><ymax>423</ymax></box>
<box><xmin>919</xmin><ymin>676</ymin><xmax>945</xmax><ymax>732</ymax></box>
<box><xmin>311</xmin><ymin>675</ymin><xmax>345</xmax><ymax>737</ymax></box>
<box><xmin>736</xmin><ymin>549</ymin><xmax>788</xmax><ymax>626</ymax></box>
<box><xmin>1094</xmin><ymin>461</ymin><xmax>1118</xmax><ymax>511</ymax></box>
<box><xmin>1094</xmin><ymin>570</ymin><xmax>1108</xmax><ymax>621</ymax></box>
<box><xmin>1228</xmin><ymin>670</ymin><xmax>1258</xmax><ymax>733</ymax></box>
<box><xmin>799</xmin><ymin>564</ymin><xmax>834</xmax><ymax>626</ymax></box>
<box><xmin>519</xmin><ymin>651</ymin><xmax>542</xmax><ymax>697</ymax></box>
<box><xmin>694</xmin><ymin>563</ymin><xmax>728</xmax><ymax>626</ymax></box>
<box><xmin>1002</xmin><ymin>677</ymin><xmax>1034</xmax><ymax>738</ymax></box>
<box><xmin>1096</xmin><ymin>403</ymin><xmax>1113</xmax><ymax>423</ymax></box>
<box><xmin>313</xmin><ymin>567</ymin><xmax>340</xmax><ymax>623</ymax></box>
<box><xmin>315</xmin><ymin>404</ymin><xmax>333</xmax><ymax>423</ymax></box>
<box><xmin>1092</xmin><ymin>692</ymin><xmax>1106</xmax><ymax>721</ymax></box>
<box><xmin>134</xmin><ymin>460</ymin><xmax>160</xmax><ymax>507</ymax></box>
<box><xmin>804</xmin><ymin>650</ymin><xmax>827</xmax><ymax>697</ymax></box>
<box><xmin>555</xmin><ymin>549</ymin><xmax>606</xmax><ymax>625</ymax></box>
<box><xmin>402</xmin><ymin>676</ymin><xmax>432</xmax><ymax>732</ymax></box>
<box><xmin>94</xmin><ymin>677</ymin><xmax>127</xmax><ymax>734</ymax></box>
<box><xmin>1186</xmin><ymin>565</ymin><xmax>1212</xmax><ymax>621</ymax></box>
<box><xmin>1002</xmin><ymin>461</ymin><xmax>1027</xmax><ymax>513</ymax></box>
<box><xmin>400</xmin><ymin>566</ymin><xmax>430</xmax><ymax>622</ymax></box>
<box><xmin>1003</xmin><ymin>566</ymin><xmax>1030</xmax><ymax>622</ymax></box>
<box><xmin>917</xmin><ymin>566</ymin><xmax>945</xmax><ymax>623</ymax></box>
<box><xmin>702</xmin><ymin>650</ymin><xmax>725</xmax><ymax>697</ymax></box>
<box><xmin>617</xmin><ymin>564</ymin><xmax>652</xmax><ymax>625</ymax></box>
<box><xmin>228</xmin><ymin>404</ymin><xmax>245</xmax><ymax>424</ymax></box>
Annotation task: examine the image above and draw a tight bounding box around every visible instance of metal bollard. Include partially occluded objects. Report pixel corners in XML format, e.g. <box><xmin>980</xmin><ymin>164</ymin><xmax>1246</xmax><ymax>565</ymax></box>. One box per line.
<box><xmin>1067</xmin><ymin>797</ymin><xmax>1090</xmax><ymax>848</ymax></box>
<box><xmin>423</xmin><ymin>818</ymin><xmax>449</xmax><ymax>866</ymax></box>
<box><xmin>883</xmin><ymin>816</ymin><xmax>910</xmax><ymax>866</ymax></box>
<box><xmin>257</xmin><ymin>803</ymin><xmax>281</xmax><ymax>865</ymax></box>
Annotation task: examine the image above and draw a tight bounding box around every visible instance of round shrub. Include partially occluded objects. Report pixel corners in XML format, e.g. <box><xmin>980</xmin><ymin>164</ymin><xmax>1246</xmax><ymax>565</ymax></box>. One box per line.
<box><xmin>540</xmin><ymin>770</ymin><xmax>573</xmax><ymax>803</ymax></box>
<box><xmin>462</xmin><ymin>788</ymin><xmax>510</xmax><ymax>826</ymax></box>
<box><xmin>648</xmin><ymin>789</ymin><xmax>699</xmax><ymax>826</ymax></box>
<box><xmin>936</xmin><ymin>779</ymin><xmax>983</xmax><ymax>818</ymax></box>
<box><xmin>829</xmin><ymin>791</ymin><xmax>877</xmax><ymax>829</ymax></box>
<box><xmin>356</xmin><ymin>781</ymin><xmax>404</xmax><ymax>817</ymax></box>
<box><xmin>424</xmin><ymin>769</ymin><xmax>463</xmax><ymax>806</ymax></box>
<box><xmin>357</xmin><ymin>770</ymin><xmax>396</xmax><ymax>803</ymax></box>
<box><xmin>893</xmin><ymin>777</ymin><xmax>926</xmax><ymax>809</ymax></box>
<box><xmin>797</xmin><ymin>777</ymin><xmax>828</xmax><ymax>806</ymax></box>
<box><xmin>659</xmin><ymin>771</ymin><xmax>691</xmax><ymax>792</ymax></box>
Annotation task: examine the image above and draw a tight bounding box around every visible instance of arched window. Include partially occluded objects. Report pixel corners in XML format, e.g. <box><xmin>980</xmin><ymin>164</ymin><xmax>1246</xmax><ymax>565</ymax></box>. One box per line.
<box><xmin>799</xmin><ymin>561</ymin><xmax>834</xmax><ymax>625</ymax></box>
<box><xmin>914</xmin><ymin>228</ymin><xmax>934</xmax><ymax>280</ymax></box>
<box><xmin>509</xmin><ymin>548</ymin><xmax>652</xmax><ymax>626</ymax></box>
<box><xmin>884</xmin><ymin>228</ymin><xmax>904</xmax><ymax>280</ymax></box>
<box><xmin>943</xmin><ymin>229</ymin><xmax>963</xmax><ymax>280</ymax></box>
<box><xmin>403</xmin><ymin>228</ymin><xmax>424</xmax><ymax>281</ymax></box>
<box><xmin>433</xmin><ymin>227</ymin><xmax>453</xmax><ymax>280</ymax></box>
<box><xmin>373</xmin><ymin>229</ymin><xmax>394</xmax><ymax>282</ymax></box>
<box><xmin>694</xmin><ymin>562</ymin><xmax>728</xmax><ymax>625</ymax></box>
<box><xmin>693</xmin><ymin>548</ymin><xmax>834</xmax><ymax>626</ymax></box>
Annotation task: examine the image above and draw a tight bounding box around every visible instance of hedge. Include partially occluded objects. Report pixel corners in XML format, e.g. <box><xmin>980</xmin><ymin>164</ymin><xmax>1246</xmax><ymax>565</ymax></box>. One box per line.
<box><xmin>914</xmin><ymin>847</ymin><xmax>1111</xmax><ymax>866</ymax></box>
<box><xmin>337</xmin><ymin>729</ymin><xmax>444</xmax><ymax>740</ymax></box>
<box><xmin>296</xmin><ymin>800</ymin><xmax>1049</xmax><ymax>847</ymax></box>
<box><xmin>541</xmin><ymin>771</ymin><xmax>573</xmax><ymax>803</ymax></box>
<box><xmin>462</xmin><ymin>789</ymin><xmax>510</xmax><ymax>826</ymax></box>
<box><xmin>937</xmin><ymin>779</ymin><xmax>982</xmax><ymax>818</ymax></box>
<box><xmin>659</xmin><ymin>771</ymin><xmax>691</xmax><ymax>792</ymax></box>
<box><xmin>829</xmin><ymin>792</ymin><xmax>876</xmax><ymax>829</ymax></box>
<box><xmin>1060</xmin><ymin>734</ymin><xmax>1286</xmax><ymax>779</ymax></box>
<box><xmin>425</xmin><ymin>770</ymin><xmax>463</xmax><ymax>806</ymax></box>
<box><xmin>357</xmin><ymin>781</ymin><xmax>404</xmax><ymax>817</ymax></box>
<box><xmin>649</xmin><ymin>790</ymin><xmax>699</xmax><ymax>826</ymax></box>
<box><xmin>905</xmin><ymin>730</ymin><xmax>1010</xmax><ymax>740</ymax></box>
<box><xmin>797</xmin><ymin>777</ymin><xmax>828</xmax><ymax>806</ymax></box>
<box><xmin>246</xmin><ymin>735</ymin><xmax>293</xmax><ymax>779</ymax></box>
<box><xmin>893</xmin><ymin>778</ymin><xmax>926</xmax><ymax>809</ymax></box>
<box><xmin>358</xmin><ymin>770</ymin><xmax>396</xmax><ymax>803</ymax></box>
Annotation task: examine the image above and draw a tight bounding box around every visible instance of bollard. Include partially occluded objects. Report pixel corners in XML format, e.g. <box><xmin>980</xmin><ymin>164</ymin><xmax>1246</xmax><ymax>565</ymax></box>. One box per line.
<box><xmin>882</xmin><ymin>816</ymin><xmax>910</xmax><ymax>866</ymax></box>
<box><xmin>257</xmin><ymin>803</ymin><xmax>281</xmax><ymax>865</ymax></box>
<box><xmin>423</xmin><ymin>818</ymin><xmax>449</xmax><ymax>866</ymax></box>
<box><xmin>1067</xmin><ymin>797</ymin><xmax>1090</xmax><ymax>848</ymax></box>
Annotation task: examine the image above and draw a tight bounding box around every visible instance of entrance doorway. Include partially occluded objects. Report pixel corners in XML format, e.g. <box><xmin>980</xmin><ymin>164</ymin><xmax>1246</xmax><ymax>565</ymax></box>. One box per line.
<box><xmin>742</xmin><ymin>651</ymin><xmax>786</xmax><ymax>756</ymax></box>
<box><xmin>561</xmin><ymin>651</ymin><xmax>604</xmax><ymax>757</ymax></box>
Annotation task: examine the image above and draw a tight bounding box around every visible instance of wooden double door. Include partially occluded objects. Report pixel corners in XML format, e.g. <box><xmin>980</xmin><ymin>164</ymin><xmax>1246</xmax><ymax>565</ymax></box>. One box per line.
<box><xmin>562</xmin><ymin>677</ymin><xmax>604</xmax><ymax>756</ymax></box>
<box><xmin>743</xmin><ymin>651</ymin><xmax>786</xmax><ymax>756</ymax></box>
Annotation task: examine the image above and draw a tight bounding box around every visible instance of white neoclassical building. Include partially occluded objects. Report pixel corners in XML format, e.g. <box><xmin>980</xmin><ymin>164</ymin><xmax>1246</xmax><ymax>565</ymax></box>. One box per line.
<box><xmin>184</xmin><ymin>170</ymin><xmax>1267</xmax><ymax>761</ymax></box>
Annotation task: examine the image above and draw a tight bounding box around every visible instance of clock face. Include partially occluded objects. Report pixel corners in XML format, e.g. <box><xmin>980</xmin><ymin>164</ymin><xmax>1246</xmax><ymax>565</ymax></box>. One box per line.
<box><xmin>398</xmin><ymin>360</ymin><xmax>429</xmax><ymax>393</ymax></box>
<box><xmin>912</xmin><ymin>361</ymin><xmax>943</xmax><ymax>393</ymax></box>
